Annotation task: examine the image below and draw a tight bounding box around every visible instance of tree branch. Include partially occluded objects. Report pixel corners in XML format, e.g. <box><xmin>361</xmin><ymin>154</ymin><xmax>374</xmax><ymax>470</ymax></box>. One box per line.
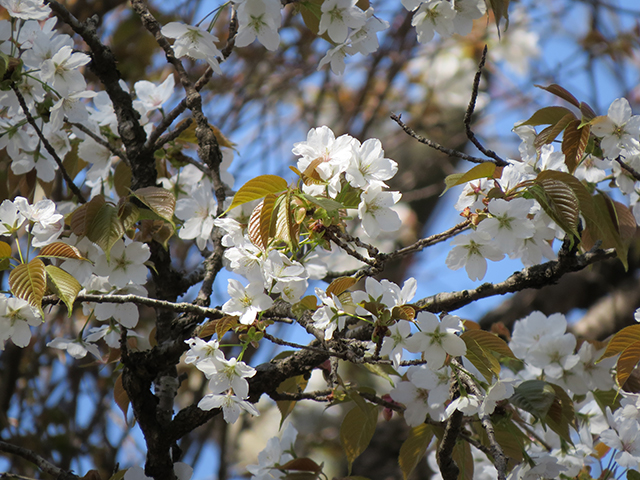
<box><xmin>416</xmin><ymin>248</ymin><xmax>617</xmax><ymax>313</ymax></box>
<box><xmin>0</xmin><ymin>441</ymin><xmax>80</xmax><ymax>480</ymax></box>
<box><xmin>11</xmin><ymin>84</ymin><xmax>86</xmax><ymax>203</ymax></box>
<box><xmin>463</xmin><ymin>45</ymin><xmax>507</xmax><ymax>166</ymax></box>
<box><xmin>390</xmin><ymin>113</ymin><xmax>507</xmax><ymax>166</ymax></box>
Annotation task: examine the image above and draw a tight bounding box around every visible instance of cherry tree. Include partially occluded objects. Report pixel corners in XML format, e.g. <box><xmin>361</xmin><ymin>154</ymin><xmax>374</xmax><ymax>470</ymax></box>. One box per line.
<box><xmin>1</xmin><ymin>1</ymin><xmax>640</xmax><ymax>480</ymax></box>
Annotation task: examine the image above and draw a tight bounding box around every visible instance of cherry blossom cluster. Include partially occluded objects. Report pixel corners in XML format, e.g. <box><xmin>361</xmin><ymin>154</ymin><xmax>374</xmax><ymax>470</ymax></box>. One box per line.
<box><xmin>184</xmin><ymin>337</ymin><xmax>260</xmax><ymax>423</ymax></box>
<box><xmin>246</xmin><ymin>422</ymin><xmax>298</xmax><ymax>479</ymax></box>
<box><xmin>401</xmin><ymin>0</ymin><xmax>487</xmax><ymax>43</ymax></box>
<box><xmin>447</xmin><ymin>96</ymin><xmax>640</xmax><ymax>281</ymax></box>
<box><xmin>385</xmin><ymin>310</ymin><xmax>625</xmax><ymax>479</ymax></box>
<box><xmin>293</xmin><ymin>125</ymin><xmax>402</xmax><ymax>238</ymax></box>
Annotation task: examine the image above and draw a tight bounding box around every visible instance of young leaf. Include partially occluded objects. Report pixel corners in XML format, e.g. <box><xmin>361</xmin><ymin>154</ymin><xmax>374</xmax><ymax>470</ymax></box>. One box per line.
<box><xmin>599</xmin><ymin>324</ymin><xmax>640</xmax><ymax>360</ymax></box>
<box><xmin>9</xmin><ymin>258</ymin><xmax>47</xmax><ymax>313</ymax></box>
<box><xmin>461</xmin><ymin>329</ymin><xmax>516</xmax><ymax>359</ymax></box>
<box><xmin>528</xmin><ymin>177</ymin><xmax>580</xmax><ymax>239</ymax></box>
<box><xmin>442</xmin><ymin>162</ymin><xmax>496</xmax><ymax>196</ymax></box>
<box><xmin>326</xmin><ymin>276</ymin><xmax>358</xmax><ymax>297</ymax></box>
<box><xmin>273</xmin><ymin>189</ymin><xmax>298</xmax><ymax>251</ymax></box>
<box><xmin>398</xmin><ymin>424</ymin><xmax>433</xmax><ymax>480</ymax></box>
<box><xmin>561</xmin><ymin>120</ymin><xmax>590</xmax><ymax>172</ymax></box>
<box><xmin>535</xmin><ymin>84</ymin><xmax>580</xmax><ymax>108</ymax></box>
<box><xmin>70</xmin><ymin>195</ymin><xmax>106</xmax><ymax>236</ymax></box>
<box><xmin>487</xmin><ymin>0</ymin><xmax>510</xmax><ymax>34</ymax></box>
<box><xmin>86</xmin><ymin>202</ymin><xmax>125</xmax><ymax>260</ymax></box>
<box><xmin>226</xmin><ymin>175</ymin><xmax>288</xmax><ymax>212</ymax></box>
<box><xmin>452</xmin><ymin>438</ymin><xmax>474</xmax><ymax>480</ymax></box>
<box><xmin>38</xmin><ymin>242</ymin><xmax>87</xmax><ymax>261</ymax></box>
<box><xmin>545</xmin><ymin>383</ymin><xmax>575</xmax><ymax>443</ymax></box>
<box><xmin>46</xmin><ymin>265</ymin><xmax>82</xmax><ymax>316</ymax></box>
<box><xmin>534</xmin><ymin>113</ymin><xmax>577</xmax><ymax>149</ymax></box>
<box><xmin>615</xmin><ymin>340</ymin><xmax>640</xmax><ymax>387</ymax></box>
<box><xmin>248</xmin><ymin>196</ymin><xmax>276</xmax><ymax>250</ymax></box>
<box><xmin>131</xmin><ymin>186</ymin><xmax>176</xmax><ymax>225</ymax></box>
<box><xmin>340</xmin><ymin>400</ymin><xmax>378</xmax><ymax>474</ymax></box>
<box><xmin>518</xmin><ymin>106</ymin><xmax>576</xmax><ymax>127</ymax></box>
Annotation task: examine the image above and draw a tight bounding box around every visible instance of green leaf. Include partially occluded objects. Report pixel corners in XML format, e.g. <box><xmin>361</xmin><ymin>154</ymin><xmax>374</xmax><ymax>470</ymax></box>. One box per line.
<box><xmin>70</xmin><ymin>195</ymin><xmax>106</xmax><ymax>237</ymax></box>
<box><xmin>461</xmin><ymin>333</ymin><xmax>500</xmax><ymax>382</ymax></box>
<box><xmin>131</xmin><ymin>186</ymin><xmax>176</xmax><ymax>226</ymax></box>
<box><xmin>442</xmin><ymin>162</ymin><xmax>496</xmax><ymax>196</ymax></box>
<box><xmin>0</xmin><ymin>241</ymin><xmax>11</xmax><ymax>258</ymax></box>
<box><xmin>335</xmin><ymin>183</ymin><xmax>363</xmax><ymax>209</ymax></box>
<box><xmin>340</xmin><ymin>399</ymin><xmax>378</xmax><ymax>474</ymax></box>
<box><xmin>299</xmin><ymin>193</ymin><xmax>346</xmax><ymax>213</ymax></box>
<box><xmin>535</xmin><ymin>84</ymin><xmax>580</xmax><ymax>108</ymax></box>
<box><xmin>46</xmin><ymin>265</ymin><xmax>82</xmax><ymax>317</ymax></box>
<box><xmin>582</xmin><ymin>193</ymin><xmax>635</xmax><ymax>269</ymax></box>
<box><xmin>517</xmin><ymin>106</ymin><xmax>576</xmax><ymax>127</ymax></box>
<box><xmin>226</xmin><ymin>175</ymin><xmax>288</xmax><ymax>213</ymax></box>
<box><xmin>361</xmin><ymin>363</ymin><xmax>396</xmax><ymax>386</ymax></box>
<box><xmin>628</xmin><ymin>469</ymin><xmax>640</xmax><ymax>480</ymax></box>
<box><xmin>452</xmin><ymin>439</ymin><xmax>474</xmax><ymax>480</ymax></box>
<box><xmin>510</xmin><ymin>380</ymin><xmax>556</xmax><ymax>419</ymax></box>
<box><xmin>487</xmin><ymin>0</ymin><xmax>510</xmax><ymax>34</ymax></box>
<box><xmin>528</xmin><ymin>175</ymin><xmax>580</xmax><ymax>239</ymax></box>
<box><xmin>276</xmin><ymin>375</ymin><xmax>309</xmax><ymax>427</ymax></box>
<box><xmin>86</xmin><ymin>202</ymin><xmax>125</xmax><ymax>260</ymax></box>
<box><xmin>398</xmin><ymin>424</ymin><xmax>433</xmax><ymax>480</ymax></box>
<box><xmin>545</xmin><ymin>383</ymin><xmax>575</xmax><ymax>443</ymax></box>
<box><xmin>9</xmin><ymin>258</ymin><xmax>47</xmax><ymax>314</ymax></box>
<box><xmin>561</xmin><ymin>120</ymin><xmax>590</xmax><ymax>173</ymax></box>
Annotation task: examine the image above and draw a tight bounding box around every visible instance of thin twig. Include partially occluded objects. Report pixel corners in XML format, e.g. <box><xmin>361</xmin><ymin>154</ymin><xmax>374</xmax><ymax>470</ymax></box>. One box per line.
<box><xmin>68</xmin><ymin>121</ymin><xmax>127</xmax><ymax>161</ymax></box>
<box><xmin>463</xmin><ymin>45</ymin><xmax>507</xmax><ymax>166</ymax></box>
<box><xmin>323</xmin><ymin>228</ymin><xmax>376</xmax><ymax>267</ymax></box>
<box><xmin>268</xmin><ymin>390</ymin><xmax>333</xmax><ymax>402</ymax></box>
<box><xmin>11</xmin><ymin>85</ymin><xmax>87</xmax><ymax>203</ymax></box>
<box><xmin>0</xmin><ymin>441</ymin><xmax>80</xmax><ymax>480</ymax></box>
<box><xmin>390</xmin><ymin>113</ymin><xmax>507</xmax><ymax>167</ymax></box>
<box><xmin>381</xmin><ymin>220</ymin><xmax>471</xmax><ymax>262</ymax></box>
<box><xmin>614</xmin><ymin>155</ymin><xmax>640</xmax><ymax>181</ymax></box>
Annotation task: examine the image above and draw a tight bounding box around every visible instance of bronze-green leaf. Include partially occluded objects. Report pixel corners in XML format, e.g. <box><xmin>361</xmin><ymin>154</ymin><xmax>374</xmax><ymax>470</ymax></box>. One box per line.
<box><xmin>86</xmin><ymin>202</ymin><xmax>125</xmax><ymax>260</ymax></box>
<box><xmin>518</xmin><ymin>106</ymin><xmax>576</xmax><ymax>127</ymax></box>
<box><xmin>398</xmin><ymin>424</ymin><xmax>433</xmax><ymax>480</ymax></box>
<box><xmin>46</xmin><ymin>265</ymin><xmax>82</xmax><ymax>317</ymax></box>
<box><xmin>276</xmin><ymin>374</ymin><xmax>309</xmax><ymax>427</ymax></box>
<box><xmin>226</xmin><ymin>175</ymin><xmax>288</xmax><ymax>213</ymax></box>
<box><xmin>9</xmin><ymin>258</ymin><xmax>47</xmax><ymax>313</ymax></box>
<box><xmin>131</xmin><ymin>186</ymin><xmax>176</xmax><ymax>225</ymax></box>
<box><xmin>561</xmin><ymin>120</ymin><xmax>590</xmax><ymax>173</ymax></box>
<box><xmin>535</xmin><ymin>84</ymin><xmax>580</xmax><ymax>108</ymax></box>
<box><xmin>38</xmin><ymin>242</ymin><xmax>86</xmax><ymax>261</ymax></box>
<box><xmin>442</xmin><ymin>162</ymin><xmax>496</xmax><ymax>196</ymax></box>
<box><xmin>340</xmin><ymin>400</ymin><xmax>378</xmax><ymax>474</ymax></box>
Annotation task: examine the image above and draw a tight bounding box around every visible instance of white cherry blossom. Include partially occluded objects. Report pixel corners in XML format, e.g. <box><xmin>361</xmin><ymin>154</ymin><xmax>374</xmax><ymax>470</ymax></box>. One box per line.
<box><xmin>318</xmin><ymin>0</ymin><xmax>366</xmax><ymax>44</ymax></box>
<box><xmin>407</xmin><ymin>312</ymin><xmax>466</xmax><ymax>370</ymax></box>
<box><xmin>197</xmin><ymin>392</ymin><xmax>260</xmax><ymax>423</ymax></box>
<box><xmin>161</xmin><ymin>22</ymin><xmax>223</xmax><ymax>74</ymax></box>
<box><xmin>591</xmin><ymin>97</ymin><xmax>640</xmax><ymax>158</ymax></box>
<box><xmin>0</xmin><ymin>297</ymin><xmax>42</xmax><ymax>349</ymax></box>
<box><xmin>93</xmin><ymin>240</ymin><xmax>151</xmax><ymax>288</ymax></box>
<box><xmin>196</xmin><ymin>355</ymin><xmax>256</xmax><ymax>399</ymax></box>
<box><xmin>445</xmin><ymin>230</ymin><xmax>505</xmax><ymax>281</ymax></box>
<box><xmin>357</xmin><ymin>185</ymin><xmax>402</xmax><ymax>238</ymax></box>
<box><xmin>222</xmin><ymin>279</ymin><xmax>273</xmax><ymax>325</ymax></box>
<box><xmin>411</xmin><ymin>0</ymin><xmax>456</xmax><ymax>44</ymax></box>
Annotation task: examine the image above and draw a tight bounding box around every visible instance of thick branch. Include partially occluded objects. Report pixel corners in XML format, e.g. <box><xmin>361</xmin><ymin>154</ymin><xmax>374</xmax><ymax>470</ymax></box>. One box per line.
<box><xmin>416</xmin><ymin>248</ymin><xmax>616</xmax><ymax>313</ymax></box>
